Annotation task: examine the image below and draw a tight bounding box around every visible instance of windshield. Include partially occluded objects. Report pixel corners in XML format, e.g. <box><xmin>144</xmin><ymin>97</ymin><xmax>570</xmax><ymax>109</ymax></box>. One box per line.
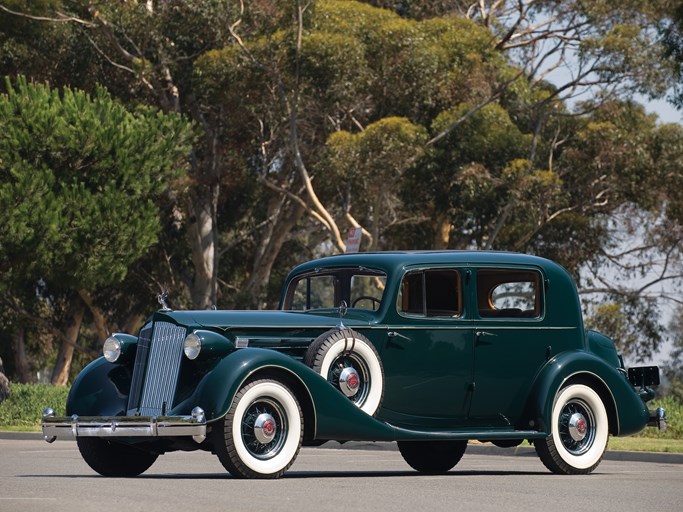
<box><xmin>284</xmin><ymin>268</ymin><xmax>387</xmax><ymax>312</ymax></box>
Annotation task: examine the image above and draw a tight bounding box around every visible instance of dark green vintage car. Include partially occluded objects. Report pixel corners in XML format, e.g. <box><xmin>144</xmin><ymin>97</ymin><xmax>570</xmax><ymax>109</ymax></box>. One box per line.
<box><xmin>42</xmin><ymin>251</ymin><xmax>666</xmax><ymax>478</ymax></box>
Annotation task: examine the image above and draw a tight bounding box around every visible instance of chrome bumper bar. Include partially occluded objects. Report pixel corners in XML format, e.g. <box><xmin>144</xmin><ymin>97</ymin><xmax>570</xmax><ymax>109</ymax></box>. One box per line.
<box><xmin>648</xmin><ymin>407</ymin><xmax>667</xmax><ymax>433</ymax></box>
<box><xmin>41</xmin><ymin>407</ymin><xmax>207</xmax><ymax>443</ymax></box>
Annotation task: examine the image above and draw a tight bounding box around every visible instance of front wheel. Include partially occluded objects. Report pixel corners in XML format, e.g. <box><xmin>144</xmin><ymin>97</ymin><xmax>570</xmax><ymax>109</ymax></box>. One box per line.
<box><xmin>214</xmin><ymin>378</ymin><xmax>303</xmax><ymax>479</ymax></box>
<box><xmin>76</xmin><ymin>438</ymin><xmax>158</xmax><ymax>477</ymax></box>
<box><xmin>398</xmin><ymin>440</ymin><xmax>467</xmax><ymax>474</ymax></box>
<box><xmin>534</xmin><ymin>384</ymin><xmax>609</xmax><ymax>475</ymax></box>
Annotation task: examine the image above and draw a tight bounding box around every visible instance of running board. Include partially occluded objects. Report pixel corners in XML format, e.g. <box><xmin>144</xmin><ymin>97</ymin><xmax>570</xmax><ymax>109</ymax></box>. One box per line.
<box><xmin>388</xmin><ymin>425</ymin><xmax>547</xmax><ymax>442</ymax></box>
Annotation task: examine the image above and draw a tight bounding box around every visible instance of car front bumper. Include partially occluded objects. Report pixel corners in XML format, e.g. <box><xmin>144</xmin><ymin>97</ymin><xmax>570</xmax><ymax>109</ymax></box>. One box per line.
<box><xmin>41</xmin><ymin>407</ymin><xmax>207</xmax><ymax>443</ymax></box>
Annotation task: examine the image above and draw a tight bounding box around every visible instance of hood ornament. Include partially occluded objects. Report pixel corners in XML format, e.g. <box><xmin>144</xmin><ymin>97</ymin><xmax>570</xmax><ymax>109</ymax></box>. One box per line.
<box><xmin>157</xmin><ymin>290</ymin><xmax>172</xmax><ymax>311</ymax></box>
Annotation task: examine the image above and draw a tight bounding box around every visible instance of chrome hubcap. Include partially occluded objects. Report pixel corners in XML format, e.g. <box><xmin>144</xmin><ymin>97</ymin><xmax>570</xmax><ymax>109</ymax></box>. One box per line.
<box><xmin>328</xmin><ymin>352</ymin><xmax>371</xmax><ymax>407</ymax></box>
<box><xmin>254</xmin><ymin>413</ymin><xmax>277</xmax><ymax>444</ymax></box>
<box><xmin>339</xmin><ymin>367</ymin><xmax>361</xmax><ymax>397</ymax></box>
<box><xmin>241</xmin><ymin>398</ymin><xmax>287</xmax><ymax>460</ymax></box>
<box><xmin>559</xmin><ymin>398</ymin><xmax>596</xmax><ymax>456</ymax></box>
<box><xmin>567</xmin><ymin>412</ymin><xmax>588</xmax><ymax>441</ymax></box>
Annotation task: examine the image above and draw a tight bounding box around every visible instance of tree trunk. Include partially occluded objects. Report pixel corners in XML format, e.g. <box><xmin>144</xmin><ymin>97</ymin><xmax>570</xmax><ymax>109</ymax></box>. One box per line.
<box><xmin>51</xmin><ymin>304</ymin><xmax>84</xmax><ymax>386</ymax></box>
<box><xmin>434</xmin><ymin>216</ymin><xmax>451</xmax><ymax>249</ymax></box>
<box><xmin>240</xmin><ymin>202</ymin><xmax>305</xmax><ymax>309</ymax></box>
<box><xmin>187</xmin><ymin>189</ymin><xmax>216</xmax><ymax>309</ymax></box>
<box><xmin>12</xmin><ymin>327</ymin><xmax>32</xmax><ymax>383</ymax></box>
<box><xmin>123</xmin><ymin>313</ymin><xmax>145</xmax><ymax>335</ymax></box>
<box><xmin>78</xmin><ymin>289</ymin><xmax>109</xmax><ymax>349</ymax></box>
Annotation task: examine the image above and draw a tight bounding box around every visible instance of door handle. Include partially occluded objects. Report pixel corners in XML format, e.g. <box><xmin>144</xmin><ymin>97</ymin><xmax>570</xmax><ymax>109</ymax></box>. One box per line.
<box><xmin>475</xmin><ymin>331</ymin><xmax>496</xmax><ymax>345</ymax></box>
<box><xmin>386</xmin><ymin>331</ymin><xmax>411</xmax><ymax>350</ymax></box>
<box><xmin>388</xmin><ymin>331</ymin><xmax>411</xmax><ymax>341</ymax></box>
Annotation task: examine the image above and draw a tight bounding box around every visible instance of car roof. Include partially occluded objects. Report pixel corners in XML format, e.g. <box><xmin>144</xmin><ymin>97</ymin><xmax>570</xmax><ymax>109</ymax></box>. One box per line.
<box><xmin>287</xmin><ymin>250</ymin><xmax>568</xmax><ymax>277</ymax></box>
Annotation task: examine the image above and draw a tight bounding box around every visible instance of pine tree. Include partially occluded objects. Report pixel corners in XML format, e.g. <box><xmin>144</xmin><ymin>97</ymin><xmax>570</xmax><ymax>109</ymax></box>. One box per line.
<box><xmin>0</xmin><ymin>76</ymin><xmax>195</xmax><ymax>384</ymax></box>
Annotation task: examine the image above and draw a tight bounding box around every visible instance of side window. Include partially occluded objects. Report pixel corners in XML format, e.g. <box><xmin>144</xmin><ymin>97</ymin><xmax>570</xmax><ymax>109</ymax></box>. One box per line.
<box><xmin>289</xmin><ymin>275</ymin><xmax>337</xmax><ymax>310</ymax></box>
<box><xmin>350</xmin><ymin>274</ymin><xmax>386</xmax><ymax>310</ymax></box>
<box><xmin>477</xmin><ymin>269</ymin><xmax>542</xmax><ymax>318</ymax></box>
<box><xmin>398</xmin><ymin>269</ymin><xmax>461</xmax><ymax>318</ymax></box>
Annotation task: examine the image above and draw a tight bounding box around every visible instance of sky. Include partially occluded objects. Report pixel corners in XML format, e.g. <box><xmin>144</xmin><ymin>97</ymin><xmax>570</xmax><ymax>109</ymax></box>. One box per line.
<box><xmin>640</xmin><ymin>95</ymin><xmax>683</xmax><ymax>125</ymax></box>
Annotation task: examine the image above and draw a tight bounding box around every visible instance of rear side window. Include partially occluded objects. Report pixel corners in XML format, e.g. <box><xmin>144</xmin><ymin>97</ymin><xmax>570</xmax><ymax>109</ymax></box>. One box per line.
<box><xmin>398</xmin><ymin>269</ymin><xmax>461</xmax><ymax>318</ymax></box>
<box><xmin>477</xmin><ymin>269</ymin><xmax>542</xmax><ymax>318</ymax></box>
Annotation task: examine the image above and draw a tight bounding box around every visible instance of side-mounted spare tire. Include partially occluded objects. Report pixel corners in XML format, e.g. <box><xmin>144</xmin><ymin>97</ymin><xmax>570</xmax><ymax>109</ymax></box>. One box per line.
<box><xmin>304</xmin><ymin>328</ymin><xmax>384</xmax><ymax>416</ymax></box>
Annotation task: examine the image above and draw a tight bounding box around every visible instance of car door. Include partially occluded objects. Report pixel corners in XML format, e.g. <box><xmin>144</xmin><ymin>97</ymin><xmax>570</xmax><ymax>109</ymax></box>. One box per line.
<box><xmin>467</xmin><ymin>267</ymin><xmax>555</xmax><ymax>427</ymax></box>
<box><xmin>379</xmin><ymin>267</ymin><xmax>474</xmax><ymax>427</ymax></box>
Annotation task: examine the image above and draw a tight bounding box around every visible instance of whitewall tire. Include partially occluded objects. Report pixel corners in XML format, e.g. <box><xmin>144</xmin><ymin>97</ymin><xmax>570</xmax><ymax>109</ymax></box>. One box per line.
<box><xmin>534</xmin><ymin>383</ymin><xmax>609</xmax><ymax>475</ymax></box>
<box><xmin>214</xmin><ymin>379</ymin><xmax>303</xmax><ymax>479</ymax></box>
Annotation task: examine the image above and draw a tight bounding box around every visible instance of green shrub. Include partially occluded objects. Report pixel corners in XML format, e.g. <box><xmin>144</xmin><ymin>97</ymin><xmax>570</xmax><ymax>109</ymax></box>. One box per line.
<box><xmin>0</xmin><ymin>383</ymin><xmax>70</xmax><ymax>430</ymax></box>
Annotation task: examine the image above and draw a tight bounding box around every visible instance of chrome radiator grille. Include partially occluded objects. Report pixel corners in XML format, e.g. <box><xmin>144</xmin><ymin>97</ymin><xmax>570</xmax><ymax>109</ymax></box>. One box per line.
<box><xmin>127</xmin><ymin>321</ymin><xmax>187</xmax><ymax>416</ymax></box>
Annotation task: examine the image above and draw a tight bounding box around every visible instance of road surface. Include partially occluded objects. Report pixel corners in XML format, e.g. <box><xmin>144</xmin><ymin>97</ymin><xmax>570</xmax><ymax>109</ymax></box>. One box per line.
<box><xmin>1</xmin><ymin>438</ymin><xmax>680</xmax><ymax>512</ymax></box>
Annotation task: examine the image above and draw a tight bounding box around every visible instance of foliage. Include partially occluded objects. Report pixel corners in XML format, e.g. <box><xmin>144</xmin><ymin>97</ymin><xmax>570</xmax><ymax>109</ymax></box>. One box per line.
<box><xmin>1</xmin><ymin>0</ymin><xmax>683</xmax><ymax>376</ymax></box>
<box><xmin>0</xmin><ymin>76</ymin><xmax>194</xmax><ymax>288</ymax></box>
<box><xmin>0</xmin><ymin>75</ymin><xmax>195</xmax><ymax>383</ymax></box>
<box><xmin>0</xmin><ymin>383</ymin><xmax>69</xmax><ymax>429</ymax></box>
<box><xmin>586</xmin><ymin>301</ymin><xmax>665</xmax><ymax>363</ymax></box>
<box><xmin>662</xmin><ymin>307</ymin><xmax>683</xmax><ymax>402</ymax></box>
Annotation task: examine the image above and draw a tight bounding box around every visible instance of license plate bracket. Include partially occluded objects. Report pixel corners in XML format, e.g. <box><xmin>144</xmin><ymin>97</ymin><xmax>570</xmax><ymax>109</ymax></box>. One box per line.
<box><xmin>628</xmin><ymin>366</ymin><xmax>660</xmax><ymax>387</ymax></box>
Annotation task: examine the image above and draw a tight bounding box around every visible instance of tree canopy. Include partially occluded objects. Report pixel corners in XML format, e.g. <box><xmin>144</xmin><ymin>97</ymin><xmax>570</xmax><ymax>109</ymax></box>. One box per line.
<box><xmin>0</xmin><ymin>75</ymin><xmax>194</xmax><ymax>383</ymax></box>
<box><xmin>1</xmin><ymin>0</ymin><xmax>683</xmax><ymax>382</ymax></box>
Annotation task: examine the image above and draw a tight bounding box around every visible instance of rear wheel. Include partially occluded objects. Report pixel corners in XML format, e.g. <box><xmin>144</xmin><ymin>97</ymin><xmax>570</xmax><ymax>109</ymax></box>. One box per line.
<box><xmin>534</xmin><ymin>384</ymin><xmax>609</xmax><ymax>475</ymax></box>
<box><xmin>398</xmin><ymin>440</ymin><xmax>467</xmax><ymax>474</ymax></box>
<box><xmin>77</xmin><ymin>438</ymin><xmax>158</xmax><ymax>477</ymax></box>
<box><xmin>214</xmin><ymin>378</ymin><xmax>303</xmax><ymax>479</ymax></box>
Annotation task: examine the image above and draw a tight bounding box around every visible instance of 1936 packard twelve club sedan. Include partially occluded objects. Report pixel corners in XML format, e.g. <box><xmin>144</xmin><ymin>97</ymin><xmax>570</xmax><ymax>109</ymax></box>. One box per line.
<box><xmin>42</xmin><ymin>251</ymin><xmax>667</xmax><ymax>478</ymax></box>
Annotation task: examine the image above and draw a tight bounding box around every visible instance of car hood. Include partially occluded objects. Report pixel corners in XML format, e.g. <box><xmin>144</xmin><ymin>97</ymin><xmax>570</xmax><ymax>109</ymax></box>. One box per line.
<box><xmin>153</xmin><ymin>308</ymin><xmax>377</xmax><ymax>331</ymax></box>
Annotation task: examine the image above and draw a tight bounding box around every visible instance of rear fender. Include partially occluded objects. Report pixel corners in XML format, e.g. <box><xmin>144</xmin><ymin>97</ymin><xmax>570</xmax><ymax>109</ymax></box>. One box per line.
<box><xmin>525</xmin><ymin>351</ymin><xmax>649</xmax><ymax>437</ymax></box>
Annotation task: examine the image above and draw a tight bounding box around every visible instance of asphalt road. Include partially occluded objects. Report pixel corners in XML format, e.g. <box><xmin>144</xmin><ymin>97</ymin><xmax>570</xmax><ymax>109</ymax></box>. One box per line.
<box><xmin>1</xmin><ymin>438</ymin><xmax>681</xmax><ymax>512</ymax></box>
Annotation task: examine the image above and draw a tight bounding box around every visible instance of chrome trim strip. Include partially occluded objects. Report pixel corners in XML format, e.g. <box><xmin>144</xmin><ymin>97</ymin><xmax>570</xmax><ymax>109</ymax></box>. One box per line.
<box><xmin>42</xmin><ymin>413</ymin><xmax>206</xmax><ymax>440</ymax></box>
<box><xmin>380</xmin><ymin>325</ymin><xmax>577</xmax><ymax>331</ymax></box>
<box><xmin>217</xmin><ymin>324</ymin><xmax>576</xmax><ymax>331</ymax></box>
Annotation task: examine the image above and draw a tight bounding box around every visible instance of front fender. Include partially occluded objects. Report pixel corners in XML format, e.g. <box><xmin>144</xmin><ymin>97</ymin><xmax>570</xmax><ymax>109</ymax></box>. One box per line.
<box><xmin>66</xmin><ymin>357</ymin><xmax>131</xmax><ymax>416</ymax></box>
<box><xmin>525</xmin><ymin>351</ymin><xmax>649</xmax><ymax>437</ymax></box>
<box><xmin>183</xmin><ymin>348</ymin><xmax>396</xmax><ymax>441</ymax></box>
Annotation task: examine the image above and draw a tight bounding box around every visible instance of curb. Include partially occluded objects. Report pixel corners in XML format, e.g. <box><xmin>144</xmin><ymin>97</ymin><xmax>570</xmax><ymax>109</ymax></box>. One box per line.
<box><xmin>3</xmin><ymin>432</ymin><xmax>682</xmax><ymax>464</ymax></box>
<box><xmin>322</xmin><ymin>440</ymin><xmax>683</xmax><ymax>465</ymax></box>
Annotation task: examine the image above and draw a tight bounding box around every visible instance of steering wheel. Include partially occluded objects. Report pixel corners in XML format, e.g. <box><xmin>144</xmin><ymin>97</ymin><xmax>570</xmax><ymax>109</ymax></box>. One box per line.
<box><xmin>352</xmin><ymin>296</ymin><xmax>381</xmax><ymax>311</ymax></box>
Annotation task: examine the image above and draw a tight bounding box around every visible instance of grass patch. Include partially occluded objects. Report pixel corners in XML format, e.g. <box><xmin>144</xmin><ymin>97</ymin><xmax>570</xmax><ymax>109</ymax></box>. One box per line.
<box><xmin>0</xmin><ymin>383</ymin><xmax>70</xmax><ymax>430</ymax></box>
<box><xmin>608</xmin><ymin>436</ymin><xmax>683</xmax><ymax>453</ymax></box>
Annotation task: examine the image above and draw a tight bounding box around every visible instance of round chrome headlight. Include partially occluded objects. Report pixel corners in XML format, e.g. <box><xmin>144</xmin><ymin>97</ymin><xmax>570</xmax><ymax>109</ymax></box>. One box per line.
<box><xmin>184</xmin><ymin>333</ymin><xmax>202</xmax><ymax>360</ymax></box>
<box><xmin>103</xmin><ymin>336</ymin><xmax>122</xmax><ymax>363</ymax></box>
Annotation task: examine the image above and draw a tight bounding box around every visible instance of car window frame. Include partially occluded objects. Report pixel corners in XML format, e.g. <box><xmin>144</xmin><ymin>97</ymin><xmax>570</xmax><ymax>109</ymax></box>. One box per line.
<box><xmin>283</xmin><ymin>266</ymin><xmax>387</xmax><ymax>312</ymax></box>
<box><xmin>396</xmin><ymin>266</ymin><xmax>465</xmax><ymax>321</ymax></box>
<box><xmin>473</xmin><ymin>266</ymin><xmax>546</xmax><ymax>322</ymax></box>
